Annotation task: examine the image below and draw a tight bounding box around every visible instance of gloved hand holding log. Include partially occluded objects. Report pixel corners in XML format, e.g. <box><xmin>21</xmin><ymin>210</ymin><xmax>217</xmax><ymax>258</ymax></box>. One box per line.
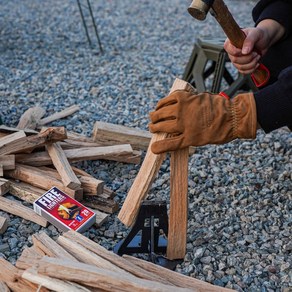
<box><xmin>149</xmin><ymin>91</ymin><xmax>257</xmax><ymax>154</ymax></box>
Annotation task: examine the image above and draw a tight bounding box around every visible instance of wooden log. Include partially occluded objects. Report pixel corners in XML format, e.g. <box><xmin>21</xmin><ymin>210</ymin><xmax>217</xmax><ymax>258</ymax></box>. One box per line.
<box><xmin>90</xmin><ymin>208</ymin><xmax>109</xmax><ymax>226</ymax></box>
<box><xmin>38</xmin><ymin>105</ymin><xmax>80</xmax><ymax>126</ymax></box>
<box><xmin>81</xmin><ymin>196</ymin><xmax>118</xmax><ymax>214</ymax></box>
<box><xmin>6</xmin><ymin>164</ymin><xmax>83</xmax><ymax>201</ymax></box>
<box><xmin>0</xmin><ymin>196</ymin><xmax>48</xmax><ymax>227</ymax></box>
<box><xmin>118</xmin><ymin>78</ymin><xmax>194</xmax><ymax>227</ymax></box>
<box><xmin>56</xmin><ymin>236</ymin><xmax>127</xmax><ymax>274</ymax></box>
<box><xmin>0</xmin><ymin>281</ymin><xmax>10</xmax><ymax>292</ymax></box>
<box><xmin>40</xmin><ymin>166</ymin><xmax>104</xmax><ymax>196</ymax></box>
<box><xmin>36</xmin><ymin>256</ymin><xmax>192</xmax><ymax>292</ymax></box>
<box><xmin>15</xmin><ymin>246</ymin><xmax>43</xmax><ymax>270</ymax></box>
<box><xmin>32</xmin><ymin>232</ymin><xmax>78</xmax><ymax>261</ymax></box>
<box><xmin>8</xmin><ymin>179</ymin><xmax>45</xmax><ymax>203</ymax></box>
<box><xmin>0</xmin><ymin>127</ymin><xmax>67</xmax><ymax>155</ymax></box>
<box><xmin>22</xmin><ymin>267</ymin><xmax>92</xmax><ymax>292</ymax></box>
<box><xmin>15</xmin><ymin>144</ymin><xmax>138</xmax><ymax>166</ymax></box>
<box><xmin>92</xmin><ymin>121</ymin><xmax>152</xmax><ymax>151</ymax></box>
<box><xmin>17</xmin><ymin>106</ymin><xmax>46</xmax><ymax>130</ymax></box>
<box><xmin>0</xmin><ymin>258</ymin><xmax>47</xmax><ymax>292</ymax></box>
<box><xmin>123</xmin><ymin>255</ymin><xmax>235</xmax><ymax>292</ymax></box>
<box><xmin>0</xmin><ymin>155</ymin><xmax>15</xmax><ymax>170</ymax></box>
<box><xmin>46</xmin><ymin>142</ymin><xmax>81</xmax><ymax>190</ymax></box>
<box><xmin>63</xmin><ymin>230</ymin><xmax>173</xmax><ymax>285</ymax></box>
<box><xmin>0</xmin><ymin>131</ymin><xmax>27</xmax><ymax>153</ymax></box>
<box><xmin>0</xmin><ymin>216</ymin><xmax>8</xmax><ymax>234</ymax></box>
<box><xmin>0</xmin><ymin>178</ymin><xmax>10</xmax><ymax>196</ymax></box>
<box><xmin>0</xmin><ymin>165</ymin><xmax>3</xmax><ymax>177</ymax></box>
<box><xmin>0</xmin><ymin>125</ymin><xmax>38</xmax><ymax>135</ymax></box>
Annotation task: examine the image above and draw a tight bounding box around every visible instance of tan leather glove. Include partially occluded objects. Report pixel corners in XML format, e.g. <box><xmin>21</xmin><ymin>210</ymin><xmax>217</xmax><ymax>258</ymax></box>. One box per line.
<box><xmin>149</xmin><ymin>90</ymin><xmax>257</xmax><ymax>154</ymax></box>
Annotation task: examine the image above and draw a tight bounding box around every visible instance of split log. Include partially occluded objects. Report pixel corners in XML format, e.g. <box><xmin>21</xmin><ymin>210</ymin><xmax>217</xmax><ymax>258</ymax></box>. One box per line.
<box><xmin>90</xmin><ymin>208</ymin><xmax>109</xmax><ymax>226</ymax></box>
<box><xmin>15</xmin><ymin>144</ymin><xmax>138</xmax><ymax>166</ymax></box>
<box><xmin>0</xmin><ymin>127</ymin><xmax>67</xmax><ymax>155</ymax></box>
<box><xmin>118</xmin><ymin>78</ymin><xmax>194</xmax><ymax>227</ymax></box>
<box><xmin>8</xmin><ymin>179</ymin><xmax>45</xmax><ymax>203</ymax></box>
<box><xmin>17</xmin><ymin>106</ymin><xmax>46</xmax><ymax>130</ymax></box>
<box><xmin>0</xmin><ymin>258</ymin><xmax>47</xmax><ymax>292</ymax></box>
<box><xmin>15</xmin><ymin>246</ymin><xmax>44</xmax><ymax>270</ymax></box>
<box><xmin>56</xmin><ymin>236</ymin><xmax>126</xmax><ymax>274</ymax></box>
<box><xmin>32</xmin><ymin>232</ymin><xmax>78</xmax><ymax>261</ymax></box>
<box><xmin>38</xmin><ymin>105</ymin><xmax>80</xmax><ymax>126</ymax></box>
<box><xmin>6</xmin><ymin>164</ymin><xmax>83</xmax><ymax>200</ymax></box>
<box><xmin>0</xmin><ymin>125</ymin><xmax>38</xmax><ymax>135</ymax></box>
<box><xmin>0</xmin><ymin>165</ymin><xmax>2</xmax><ymax>177</ymax></box>
<box><xmin>81</xmin><ymin>196</ymin><xmax>118</xmax><ymax>214</ymax></box>
<box><xmin>0</xmin><ymin>281</ymin><xmax>10</xmax><ymax>292</ymax></box>
<box><xmin>0</xmin><ymin>196</ymin><xmax>48</xmax><ymax>227</ymax></box>
<box><xmin>0</xmin><ymin>178</ymin><xmax>10</xmax><ymax>196</ymax></box>
<box><xmin>123</xmin><ymin>255</ymin><xmax>235</xmax><ymax>292</ymax></box>
<box><xmin>22</xmin><ymin>267</ymin><xmax>92</xmax><ymax>292</ymax></box>
<box><xmin>0</xmin><ymin>216</ymin><xmax>8</xmax><ymax>234</ymax></box>
<box><xmin>40</xmin><ymin>166</ymin><xmax>104</xmax><ymax>196</ymax></box>
<box><xmin>0</xmin><ymin>155</ymin><xmax>15</xmax><ymax>170</ymax></box>
<box><xmin>46</xmin><ymin>142</ymin><xmax>81</xmax><ymax>190</ymax></box>
<box><xmin>0</xmin><ymin>131</ymin><xmax>27</xmax><ymax>153</ymax></box>
<box><xmin>92</xmin><ymin>121</ymin><xmax>152</xmax><ymax>151</ymax></box>
<box><xmin>62</xmin><ymin>230</ymin><xmax>172</xmax><ymax>285</ymax></box>
<box><xmin>35</xmin><ymin>256</ymin><xmax>192</xmax><ymax>292</ymax></box>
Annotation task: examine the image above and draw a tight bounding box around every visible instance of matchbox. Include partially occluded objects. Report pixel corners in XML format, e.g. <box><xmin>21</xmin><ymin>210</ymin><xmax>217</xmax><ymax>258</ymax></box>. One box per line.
<box><xmin>33</xmin><ymin>186</ymin><xmax>96</xmax><ymax>233</ymax></box>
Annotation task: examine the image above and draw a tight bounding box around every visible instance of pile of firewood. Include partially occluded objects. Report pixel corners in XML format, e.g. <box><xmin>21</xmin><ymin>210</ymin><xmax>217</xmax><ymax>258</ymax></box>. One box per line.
<box><xmin>0</xmin><ymin>104</ymin><xmax>153</xmax><ymax>232</ymax></box>
<box><xmin>0</xmin><ymin>230</ymin><xmax>234</xmax><ymax>291</ymax></box>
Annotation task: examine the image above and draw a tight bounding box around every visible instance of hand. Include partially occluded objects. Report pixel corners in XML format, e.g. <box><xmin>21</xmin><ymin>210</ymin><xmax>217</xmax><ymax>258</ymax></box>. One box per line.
<box><xmin>224</xmin><ymin>27</ymin><xmax>269</xmax><ymax>75</ymax></box>
<box><xmin>149</xmin><ymin>90</ymin><xmax>257</xmax><ymax>154</ymax></box>
<box><xmin>224</xmin><ymin>19</ymin><xmax>285</xmax><ymax>75</ymax></box>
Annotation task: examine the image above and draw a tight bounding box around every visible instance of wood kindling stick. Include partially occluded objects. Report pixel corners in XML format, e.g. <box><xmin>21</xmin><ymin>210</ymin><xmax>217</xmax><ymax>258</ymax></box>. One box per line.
<box><xmin>118</xmin><ymin>78</ymin><xmax>196</xmax><ymax>260</ymax></box>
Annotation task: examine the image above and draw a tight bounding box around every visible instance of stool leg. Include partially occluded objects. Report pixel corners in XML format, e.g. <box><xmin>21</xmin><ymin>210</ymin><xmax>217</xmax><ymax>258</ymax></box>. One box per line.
<box><xmin>76</xmin><ymin>0</ymin><xmax>92</xmax><ymax>46</ymax></box>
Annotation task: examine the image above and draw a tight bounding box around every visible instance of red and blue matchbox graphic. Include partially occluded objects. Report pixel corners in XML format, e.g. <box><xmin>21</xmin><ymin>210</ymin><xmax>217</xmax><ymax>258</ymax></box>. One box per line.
<box><xmin>33</xmin><ymin>186</ymin><xmax>96</xmax><ymax>232</ymax></box>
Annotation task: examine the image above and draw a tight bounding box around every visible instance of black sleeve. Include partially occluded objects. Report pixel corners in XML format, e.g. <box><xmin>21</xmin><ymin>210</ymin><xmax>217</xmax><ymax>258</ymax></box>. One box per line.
<box><xmin>252</xmin><ymin>0</ymin><xmax>292</xmax><ymax>38</ymax></box>
<box><xmin>254</xmin><ymin>66</ymin><xmax>292</xmax><ymax>132</ymax></box>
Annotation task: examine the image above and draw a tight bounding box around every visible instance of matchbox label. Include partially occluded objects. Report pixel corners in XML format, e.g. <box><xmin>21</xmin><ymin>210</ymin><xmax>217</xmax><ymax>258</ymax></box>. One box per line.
<box><xmin>34</xmin><ymin>186</ymin><xmax>95</xmax><ymax>232</ymax></box>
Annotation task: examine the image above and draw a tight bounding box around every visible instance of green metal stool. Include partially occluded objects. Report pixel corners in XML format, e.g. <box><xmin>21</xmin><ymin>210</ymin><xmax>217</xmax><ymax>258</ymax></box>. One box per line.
<box><xmin>182</xmin><ymin>37</ymin><xmax>257</xmax><ymax>97</ymax></box>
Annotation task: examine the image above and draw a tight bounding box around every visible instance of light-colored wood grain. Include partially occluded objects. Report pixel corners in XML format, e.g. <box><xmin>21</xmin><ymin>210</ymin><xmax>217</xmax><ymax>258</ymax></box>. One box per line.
<box><xmin>36</xmin><ymin>256</ymin><xmax>192</xmax><ymax>292</ymax></box>
<box><xmin>118</xmin><ymin>78</ymin><xmax>193</xmax><ymax>227</ymax></box>
<box><xmin>0</xmin><ymin>155</ymin><xmax>15</xmax><ymax>170</ymax></box>
<box><xmin>15</xmin><ymin>144</ymin><xmax>138</xmax><ymax>166</ymax></box>
<box><xmin>17</xmin><ymin>106</ymin><xmax>46</xmax><ymax>130</ymax></box>
<box><xmin>123</xmin><ymin>255</ymin><xmax>235</xmax><ymax>292</ymax></box>
<box><xmin>46</xmin><ymin>142</ymin><xmax>81</xmax><ymax>190</ymax></box>
<box><xmin>38</xmin><ymin>105</ymin><xmax>80</xmax><ymax>126</ymax></box>
<box><xmin>92</xmin><ymin>121</ymin><xmax>152</xmax><ymax>151</ymax></box>
<box><xmin>0</xmin><ymin>216</ymin><xmax>8</xmax><ymax>234</ymax></box>
<box><xmin>6</xmin><ymin>164</ymin><xmax>83</xmax><ymax>200</ymax></box>
<box><xmin>32</xmin><ymin>232</ymin><xmax>78</xmax><ymax>261</ymax></box>
<box><xmin>22</xmin><ymin>267</ymin><xmax>92</xmax><ymax>292</ymax></box>
<box><xmin>0</xmin><ymin>178</ymin><xmax>10</xmax><ymax>196</ymax></box>
<box><xmin>0</xmin><ymin>196</ymin><xmax>48</xmax><ymax>227</ymax></box>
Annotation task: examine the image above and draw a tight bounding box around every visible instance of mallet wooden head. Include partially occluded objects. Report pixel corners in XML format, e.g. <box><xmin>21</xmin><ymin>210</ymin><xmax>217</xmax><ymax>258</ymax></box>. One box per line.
<box><xmin>188</xmin><ymin>0</ymin><xmax>215</xmax><ymax>20</ymax></box>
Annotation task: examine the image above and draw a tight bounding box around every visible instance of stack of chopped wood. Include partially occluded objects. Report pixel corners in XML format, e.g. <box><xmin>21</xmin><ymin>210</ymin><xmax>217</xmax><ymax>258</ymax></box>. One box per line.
<box><xmin>0</xmin><ymin>230</ymin><xmax>235</xmax><ymax>292</ymax></box>
<box><xmin>0</xmin><ymin>104</ymin><xmax>154</xmax><ymax>229</ymax></box>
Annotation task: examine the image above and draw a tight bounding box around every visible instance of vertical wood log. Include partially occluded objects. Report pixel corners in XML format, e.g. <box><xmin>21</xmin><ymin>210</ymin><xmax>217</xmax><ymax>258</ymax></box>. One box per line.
<box><xmin>118</xmin><ymin>78</ymin><xmax>194</xmax><ymax>227</ymax></box>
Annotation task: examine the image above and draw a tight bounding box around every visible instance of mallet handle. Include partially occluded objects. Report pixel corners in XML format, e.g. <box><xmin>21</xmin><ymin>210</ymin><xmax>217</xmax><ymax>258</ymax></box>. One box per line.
<box><xmin>211</xmin><ymin>0</ymin><xmax>269</xmax><ymax>87</ymax></box>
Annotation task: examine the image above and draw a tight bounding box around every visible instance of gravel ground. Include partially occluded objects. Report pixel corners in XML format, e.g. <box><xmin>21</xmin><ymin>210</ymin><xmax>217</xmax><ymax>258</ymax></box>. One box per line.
<box><xmin>0</xmin><ymin>0</ymin><xmax>291</xmax><ymax>291</ymax></box>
